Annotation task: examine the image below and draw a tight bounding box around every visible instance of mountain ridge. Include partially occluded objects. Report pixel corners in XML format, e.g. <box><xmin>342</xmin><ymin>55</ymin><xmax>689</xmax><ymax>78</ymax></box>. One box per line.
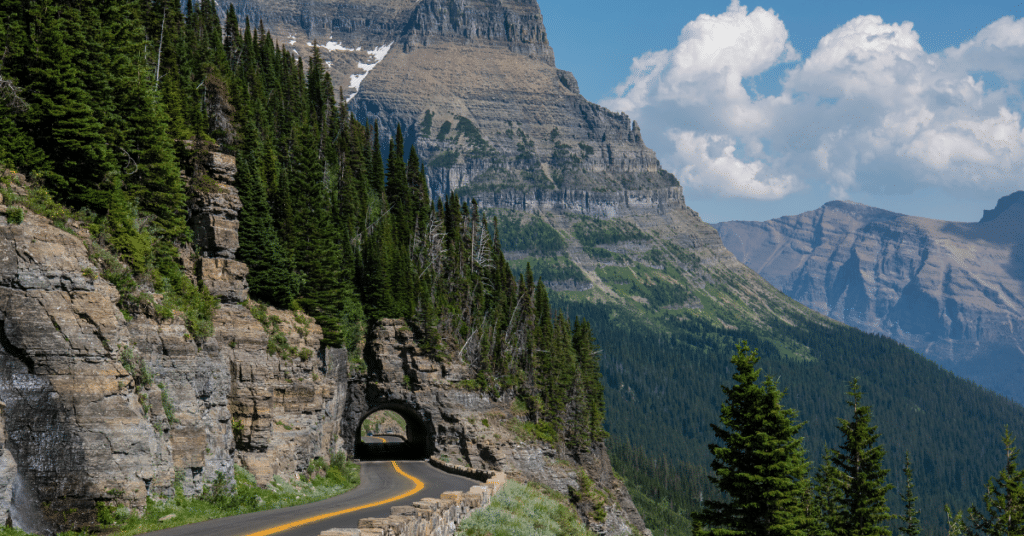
<box><xmin>715</xmin><ymin>191</ymin><xmax>1024</xmax><ymax>402</ymax></box>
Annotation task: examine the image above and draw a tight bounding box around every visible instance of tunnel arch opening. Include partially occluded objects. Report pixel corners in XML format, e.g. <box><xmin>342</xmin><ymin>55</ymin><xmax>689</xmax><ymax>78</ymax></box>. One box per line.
<box><xmin>354</xmin><ymin>402</ymin><xmax>433</xmax><ymax>460</ymax></box>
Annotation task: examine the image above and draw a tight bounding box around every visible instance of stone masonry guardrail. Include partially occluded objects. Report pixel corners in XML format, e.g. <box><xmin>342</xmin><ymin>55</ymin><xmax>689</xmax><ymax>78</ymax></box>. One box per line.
<box><xmin>318</xmin><ymin>458</ymin><xmax>506</xmax><ymax>536</ymax></box>
<box><xmin>426</xmin><ymin>456</ymin><xmax>496</xmax><ymax>482</ymax></box>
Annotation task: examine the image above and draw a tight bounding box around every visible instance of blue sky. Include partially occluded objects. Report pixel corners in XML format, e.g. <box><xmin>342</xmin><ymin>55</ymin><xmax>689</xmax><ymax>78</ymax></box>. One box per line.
<box><xmin>537</xmin><ymin>0</ymin><xmax>1024</xmax><ymax>223</ymax></box>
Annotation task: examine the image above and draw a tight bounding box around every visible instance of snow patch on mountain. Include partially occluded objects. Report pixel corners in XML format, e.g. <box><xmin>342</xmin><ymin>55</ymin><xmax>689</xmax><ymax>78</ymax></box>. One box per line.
<box><xmin>347</xmin><ymin>42</ymin><xmax>393</xmax><ymax>102</ymax></box>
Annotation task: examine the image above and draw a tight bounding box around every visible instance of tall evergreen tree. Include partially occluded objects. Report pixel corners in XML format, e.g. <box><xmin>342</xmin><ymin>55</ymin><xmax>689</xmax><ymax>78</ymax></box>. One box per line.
<box><xmin>22</xmin><ymin>0</ymin><xmax>114</xmax><ymax>207</ymax></box>
<box><xmin>812</xmin><ymin>452</ymin><xmax>845</xmax><ymax>536</ymax></box>
<box><xmin>692</xmin><ymin>342</ymin><xmax>811</xmax><ymax>536</ymax></box>
<box><xmin>969</xmin><ymin>428</ymin><xmax>1024</xmax><ymax>536</ymax></box>
<box><xmin>234</xmin><ymin>108</ymin><xmax>297</xmax><ymax>307</ymax></box>
<box><xmin>832</xmin><ymin>379</ymin><xmax>893</xmax><ymax>536</ymax></box>
<box><xmin>947</xmin><ymin>507</ymin><xmax>969</xmax><ymax>536</ymax></box>
<box><xmin>573</xmin><ymin>317</ymin><xmax>606</xmax><ymax>442</ymax></box>
<box><xmin>898</xmin><ymin>453</ymin><xmax>921</xmax><ymax>536</ymax></box>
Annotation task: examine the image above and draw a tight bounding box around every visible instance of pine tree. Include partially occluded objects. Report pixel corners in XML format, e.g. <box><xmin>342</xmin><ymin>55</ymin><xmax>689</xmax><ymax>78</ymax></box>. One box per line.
<box><xmin>369</xmin><ymin>123</ymin><xmax>385</xmax><ymax>194</ymax></box>
<box><xmin>968</xmin><ymin>428</ymin><xmax>1024</xmax><ymax>536</ymax></box>
<box><xmin>361</xmin><ymin>213</ymin><xmax>396</xmax><ymax>320</ymax></box>
<box><xmin>692</xmin><ymin>342</ymin><xmax>811</xmax><ymax>536</ymax></box>
<box><xmin>948</xmin><ymin>506</ymin><xmax>969</xmax><ymax>536</ymax></box>
<box><xmin>22</xmin><ymin>0</ymin><xmax>114</xmax><ymax>208</ymax></box>
<box><xmin>898</xmin><ymin>452</ymin><xmax>921</xmax><ymax>536</ymax></box>
<box><xmin>573</xmin><ymin>317</ymin><xmax>606</xmax><ymax>442</ymax></box>
<box><xmin>234</xmin><ymin>108</ymin><xmax>297</xmax><ymax>307</ymax></box>
<box><xmin>812</xmin><ymin>453</ymin><xmax>845</xmax><ymax>536</ymax></box>
<box><xmin>832</xmin><ymin>379</ymin><xmax>893</xmax><ymax>536</ymax></box>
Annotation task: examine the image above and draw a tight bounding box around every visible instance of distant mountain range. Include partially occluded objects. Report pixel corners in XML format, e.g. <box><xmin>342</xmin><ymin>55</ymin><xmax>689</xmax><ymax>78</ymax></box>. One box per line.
<box><xmin>715</xmin><ymin>192</ymin><xmax>1024</xmax><ymax>402</ymax></box>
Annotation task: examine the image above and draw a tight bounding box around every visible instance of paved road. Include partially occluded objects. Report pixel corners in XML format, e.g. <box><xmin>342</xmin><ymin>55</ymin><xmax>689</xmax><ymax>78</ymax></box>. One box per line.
<box><xmin>143</xmin><ymin>439</ymin><xmax>479</xmax><ymax>536</ymax></box>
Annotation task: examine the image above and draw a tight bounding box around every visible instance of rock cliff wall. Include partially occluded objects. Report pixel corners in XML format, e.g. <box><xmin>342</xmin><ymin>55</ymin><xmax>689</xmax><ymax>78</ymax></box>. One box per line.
<box><xmin>714</xmin><ymin>194</ymin><xmax>1024</xmax><ymax>402</ymax></box>
<box><xmin>0</xmin><ymin>160</ymin><xmax>347</xmax><ymax>534</ymax></box>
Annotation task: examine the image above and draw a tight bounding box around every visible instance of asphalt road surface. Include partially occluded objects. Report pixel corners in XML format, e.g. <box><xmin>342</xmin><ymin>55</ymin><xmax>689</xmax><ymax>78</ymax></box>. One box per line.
<box><xmin>143</xmin><ymin>437</ymin><xmax>479</xmax><ymax>536</ymax></box>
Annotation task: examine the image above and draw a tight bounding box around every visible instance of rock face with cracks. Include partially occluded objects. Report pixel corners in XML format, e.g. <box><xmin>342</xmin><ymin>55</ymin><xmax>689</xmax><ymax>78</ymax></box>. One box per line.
<box><xmin>0</xmin><ymin>163</ymin><xmax>347</xmax><ymax>534</ymax></box>
<box><xmin>222</xmin><ymin>0</ymin><xmax>675</xmax><ymax>198</ymax></box>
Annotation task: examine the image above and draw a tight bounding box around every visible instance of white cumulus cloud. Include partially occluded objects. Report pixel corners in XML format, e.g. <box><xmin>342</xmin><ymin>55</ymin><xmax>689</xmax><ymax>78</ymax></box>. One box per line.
<box><xmin>603</xmin><ymin>1</ymin><xmax>1024</xmax><ymax>202</ymax></box>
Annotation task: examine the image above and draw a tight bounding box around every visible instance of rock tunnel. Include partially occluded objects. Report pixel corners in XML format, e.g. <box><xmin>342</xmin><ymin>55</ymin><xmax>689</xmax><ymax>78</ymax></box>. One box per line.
<box><xmin>353</xmin><ymin>402</ymin><xmax>433</xmax><ymax>460</ymax></box>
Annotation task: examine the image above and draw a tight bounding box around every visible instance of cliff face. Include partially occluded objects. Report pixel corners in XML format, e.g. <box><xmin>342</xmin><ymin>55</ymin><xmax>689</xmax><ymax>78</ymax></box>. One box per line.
<box><xmin>0</xmin><ymin>161</ymin><xmax>347</xmax><ymax>534</ymax></box>
<box><xmin>714</xmin><ymin>194</ymin><xmax>1024</xmax><ymax>402</ymax></box>
<box><xmin>225</xmin><ymin>0</ymin><xmax>673</xmax><ymax>196</ymax></box>
<box><xmin>231</xmin><ymin>0</ymin><xmax>798</xmax><ymax>325</ymax></box>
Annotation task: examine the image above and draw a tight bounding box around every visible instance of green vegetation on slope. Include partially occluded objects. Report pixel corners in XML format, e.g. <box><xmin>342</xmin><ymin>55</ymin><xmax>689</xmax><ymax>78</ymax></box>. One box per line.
<box><xmin>361</xmin><ymin>410</ymin><xmax>407</xmax><ymax>436</ymax></box>
<box><xmin>554</xmin><ymin>295</ymin><xmax>1024</xmax><ymax>535</ymax></box>
<box><xmin>496</xmin><ymin>214</ymin><xmax>567</xmax><ymax>256</ymax></box>
<box><xmin>456</xmin><ymin>481</ymin><xmax>594</xmax><ymax>536</ymax></box>
<box><xmin>482</xmin><ymin>207</ymin><xmax>1024</xmax><ymax>536</ymax></box>
<box><xmin>572</xmin><ymin>216</ymin><xmax>648</xmax><ymax>247</ymax></box>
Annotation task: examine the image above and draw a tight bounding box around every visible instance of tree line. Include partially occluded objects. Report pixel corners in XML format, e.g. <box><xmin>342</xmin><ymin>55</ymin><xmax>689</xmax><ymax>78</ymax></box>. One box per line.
<box><xmin>0</xmin><ymin>0</ymin><xmax>606</xmax><ymax>451</ymax></box>
<box><xmin>695</xmin><ymin>342</ymin><xmax>1023</xmax><ymax>536</ymax></box>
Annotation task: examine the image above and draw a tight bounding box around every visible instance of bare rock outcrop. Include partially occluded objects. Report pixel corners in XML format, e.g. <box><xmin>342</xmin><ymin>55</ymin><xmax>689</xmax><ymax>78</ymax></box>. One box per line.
<box><xmin>0</xmin><ymin>202</ymin><xmax>162</xmax><ymax>533</ymax></box>
<box><xmin>715</xmin><ymin>193</ymin><xmax>1024</xmax><ymax>402</ymax></box>
<box><xmin>343</xmin><ymin>319</ymin><xmax>646</xmax><ymax>535</ymax></box>
<box><xmin>222</xmin><ymin>0</ymin><xmax>674</xmax><ymax>198</ymax></box>
<box><xmin>0</xmin><ymin>160</ymin><xmax>345</xmax><ymax>534</ymax></box>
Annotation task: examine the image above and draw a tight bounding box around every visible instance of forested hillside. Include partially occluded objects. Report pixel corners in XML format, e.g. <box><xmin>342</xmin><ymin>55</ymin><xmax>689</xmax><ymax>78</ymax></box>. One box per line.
<box><xmin>560</xmin><ymin>297</ymin><xmax>1024</xmax><ymax>534</ymax></box>
<box><xmin>492</xmin><ymin>205</ymin><xmax>1024</xmax><ymax>536</ymax></box>
<box><xmin>0</xmin><ymin>0</ymin><xmax>605</xmax><ymax>456</ymax></box>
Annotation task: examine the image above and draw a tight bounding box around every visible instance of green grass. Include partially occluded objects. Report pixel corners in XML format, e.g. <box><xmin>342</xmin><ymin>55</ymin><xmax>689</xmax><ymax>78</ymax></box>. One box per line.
<box><xmin>456</xmin><ymin>481</ymin><xmax>594</xmax><ymax>536</ymax></box>
<box><xmin>496</xmin><ymin>214</ymin><xmax>567</xmax><ymax>256</ymax></box>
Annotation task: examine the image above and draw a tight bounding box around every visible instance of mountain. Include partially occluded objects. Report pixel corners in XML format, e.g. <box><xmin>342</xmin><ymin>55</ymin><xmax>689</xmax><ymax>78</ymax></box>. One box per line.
<box><xmin>714</xmin><ymin>194</ymin><xmax>1024</xmax><ymax>403</ymax></box>
<box><xmin>228</xmin><ymin>0</ymin><xmax>674</xmax><ymax>196</ymax></box>
<box><xmin>5</xmin><ymin>1</ymin><xmax>1024</xmax><ymax>534</ymax></box>
<box><xmin>225</xmin><ymin>1</ymin><xmax>1024</xmax><ymax>533</ymax></box>
<box><xmin>0</xmin><ymin>2</ymin><xmax>641</xmax><ymax>533</ymax></box>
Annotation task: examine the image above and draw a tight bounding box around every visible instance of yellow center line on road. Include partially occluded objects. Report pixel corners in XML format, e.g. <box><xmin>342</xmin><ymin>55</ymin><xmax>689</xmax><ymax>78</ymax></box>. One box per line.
<box><xmin>243</xmin><ymin>458</ymin><xmax>424</xmax><ymax>536</ymax></box>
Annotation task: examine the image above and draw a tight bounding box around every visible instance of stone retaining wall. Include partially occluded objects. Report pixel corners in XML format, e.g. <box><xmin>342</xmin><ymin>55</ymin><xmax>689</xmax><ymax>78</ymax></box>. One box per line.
<box><xmin>427</xmin><ymin>456</ymin><xmax>495</xmax><ymax>482</ymax></box>
<box><xmin>318</xmin><ymin>465</ymin><xmax>506</xmax><ymax>536</ymax></box>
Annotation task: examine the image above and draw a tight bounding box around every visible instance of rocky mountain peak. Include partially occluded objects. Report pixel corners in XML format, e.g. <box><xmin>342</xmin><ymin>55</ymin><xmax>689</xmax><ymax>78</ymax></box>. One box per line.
<box><xmin>979</xmin><ymin>190</ymin><xmax>1024</xmax><ymax>224</ymax></box>
<box><xmin>401</xmin><ymin>0</ymin><xmax>554</xmax><ymax>64</ymax></box>
<box><xmin>819</xmin><ymin>200</ymin><xmax>900</xmax><ymax>222</ymax></box>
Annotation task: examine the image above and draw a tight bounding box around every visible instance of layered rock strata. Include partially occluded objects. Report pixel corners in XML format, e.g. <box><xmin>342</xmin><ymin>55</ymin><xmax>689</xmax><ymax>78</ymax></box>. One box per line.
<box><xmin>218</xmin><ymin>0</ymin><xmax>775</xmax><ymax>313</ymax></box>
<box><xmin>714</xmin><ymin>193</ymin><xmax>1024</xmax><ymax>402</ymax></box>
<box><xmin>0</xmin><ymin>160</ymin><xmax>347</xmax><ymax>534</ymax></box>
<box><xmin>0</xmin><ymin>199</ymin><xmax>162</xmax><ymax>532</ymax></box>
